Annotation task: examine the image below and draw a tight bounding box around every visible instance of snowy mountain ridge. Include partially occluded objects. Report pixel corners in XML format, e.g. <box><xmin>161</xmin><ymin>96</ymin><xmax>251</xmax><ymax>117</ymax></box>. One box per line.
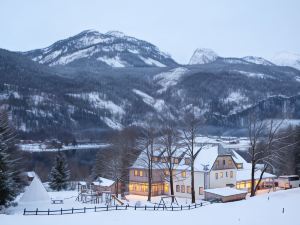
<box><xmin>23</xmin><ymin>30</ymin><xmax>178</xmax><ymax>68</ymax></box>
<box><xmin>189</xmin><ymin>48</ymin><xmax>219</xmax><ymax>65</ymax></box>
<box><xmin>271</xmin><ymin>51</ymin><xmax>300</xmax><ymax>70</ymax></box>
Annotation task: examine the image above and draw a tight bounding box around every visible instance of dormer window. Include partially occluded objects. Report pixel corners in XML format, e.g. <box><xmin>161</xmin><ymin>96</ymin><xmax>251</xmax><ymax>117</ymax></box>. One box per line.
<box><xmin>236</xmin><ymin>163</ymin><xmax>243</xmax><ymax>169</ymax></box>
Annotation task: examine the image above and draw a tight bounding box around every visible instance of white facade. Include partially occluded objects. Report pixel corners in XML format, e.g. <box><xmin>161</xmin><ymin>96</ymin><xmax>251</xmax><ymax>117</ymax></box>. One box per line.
<box><xmin>169</xmin><ymin>170</ymin><xmax>205</xmax><ymax>199</ymax></box>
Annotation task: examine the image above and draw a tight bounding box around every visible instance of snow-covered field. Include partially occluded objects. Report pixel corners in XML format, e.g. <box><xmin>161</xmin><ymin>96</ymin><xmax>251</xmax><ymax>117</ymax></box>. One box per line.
<box><xmin>1</xmin><ymin>188</ymin><xmax>300</xmax><ymax>225</ymax></box>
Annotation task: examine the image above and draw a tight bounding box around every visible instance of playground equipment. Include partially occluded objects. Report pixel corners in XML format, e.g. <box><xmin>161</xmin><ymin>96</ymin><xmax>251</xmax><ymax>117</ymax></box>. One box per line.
<box><xmin>157</xmin><ymin>195</ymin><xmax>179</xmax><ymax>208</ymax></box>
<box><xmin>112</xmin><ymin>194</ymin><xmax>124</xmax><ymax>205</ymax></box>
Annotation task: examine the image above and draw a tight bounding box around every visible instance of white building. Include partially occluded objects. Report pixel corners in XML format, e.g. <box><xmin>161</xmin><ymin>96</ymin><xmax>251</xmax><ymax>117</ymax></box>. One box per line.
<box><xmin>129</xmin><ymin>140</ymin><xmax>276</xmax><ymax>199</ymax></box>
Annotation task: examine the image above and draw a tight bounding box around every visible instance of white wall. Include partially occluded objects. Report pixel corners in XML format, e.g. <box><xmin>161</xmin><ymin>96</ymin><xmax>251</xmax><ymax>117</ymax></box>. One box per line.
<box><xmin>168</xmin><ymin>170</ymin><xmax>205</xmax><ymax>200</ymax></box>
<box><xmin>209</xmin><ymin>169</ymin><xmax>236</xmax><ymax>189</ymax></box>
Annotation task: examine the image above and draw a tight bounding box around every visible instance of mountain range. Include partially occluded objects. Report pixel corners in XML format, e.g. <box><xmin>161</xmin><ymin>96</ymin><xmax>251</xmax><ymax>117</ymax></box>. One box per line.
<box><xmin>1</xmin><ymin>30</ymin><xmax>300</xmax><ymax>139</ymax></box>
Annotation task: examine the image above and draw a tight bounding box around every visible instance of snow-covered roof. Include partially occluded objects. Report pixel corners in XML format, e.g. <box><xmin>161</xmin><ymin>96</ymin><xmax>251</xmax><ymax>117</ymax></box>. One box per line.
<box><xmin>236</xmin><ymin>170</ymin><xmax>276</xmax><ymax>182</ymax></box>
<box><xmin>92</xmin><ymin>177</ymin><xmax>115</xmax><ymax>187</ymax></box>
<box><xmin>25</xmin><ymin>171</ymin><xmax>36</xmax><ymax>178</ymax></box>
<box><xmin>78</xmin><ymin>181</ymin><xmax>87</xmax><ymax>185</ymax></box>
<box><xmin>204</xmin><ymin>187</ymin><xmax>248</xmax><ymax>196</ymax></box>
<box><xmin>19</xmin><ymin>176</ymin><xmax>50</xmax><ymax>203</ymax></box>
<box><xmin>131</xmin><ymin>143</ymin><xmax>249</xmax><ymax>172</ymax></box>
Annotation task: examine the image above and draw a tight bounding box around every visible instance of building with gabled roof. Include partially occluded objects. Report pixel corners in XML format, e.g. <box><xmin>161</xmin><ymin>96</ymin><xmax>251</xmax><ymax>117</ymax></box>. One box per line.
<box><xmin>129</xmin><ymin>142</ymin><xmax>276</xmax><ymax>199</ymax></box>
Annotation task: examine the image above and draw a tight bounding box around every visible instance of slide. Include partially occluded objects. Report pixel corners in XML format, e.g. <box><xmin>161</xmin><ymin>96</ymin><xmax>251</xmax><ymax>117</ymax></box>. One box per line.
<box><xmin>112</xmin><ymin>195</ymin><xmax>124</xmax><ymax>205</ymax></box>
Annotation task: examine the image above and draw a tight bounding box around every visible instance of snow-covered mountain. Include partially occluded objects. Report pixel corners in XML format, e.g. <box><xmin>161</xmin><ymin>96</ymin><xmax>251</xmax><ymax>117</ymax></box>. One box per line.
<box><xmin>189</xmin><ymin>48</ymin><xmax>218</xmax><ymax>65</ymax></box>
<box><xmin>188</xmin><ymin>49</ymin><xmax>274</xmax><ymax>67</ymax></box>
<box><xmin>23</xmin><ymin>30</ymin><xmax>178</xmax><ymax>68</ymax></box>
<box><xmin>271</xmin><ymin>51</ymin><xmax>300</xmax><ymax>70</ymax></box>
<box><xmin>242</xmin><ymin>56</ymin><xmax>274</xmax><ymax>66</ymax></box>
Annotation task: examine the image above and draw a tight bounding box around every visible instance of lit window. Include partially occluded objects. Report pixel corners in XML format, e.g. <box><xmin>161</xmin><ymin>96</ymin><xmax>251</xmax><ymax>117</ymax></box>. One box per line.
<box><xmin>216</xmin><ymin>160</ymin><xmax>219</xmax><ymax>168</ymax></box>
<box><xmin>240</xmin><ymin>182</ymin><xmax>246</xmax><ymax>188</ymax></box>
<box><xmin>173</xmin><ymin>158</ymin><xmax>179</xmax><ymax>164</ymax></box>
<box><xmin>181</xmin><ymin>185</ymin><xmax>185</xmax><ymax>193</ymax></box>
<box><xmin>237</xmin><ymin>163</ymin><xmax>243</xmax><ymax>169</ymax></box>
<box><xmin>230</xmin><ymin>171</ymin><xmax>233</xmax><ymax>178</ymax></box>
<box><xmin>220</xmin><ymin>172</ymin><xmax>223</xmax><ymax>178</ymax></box>
<box><xmin>176</xmin><ymin>185</ymin><xmax>180</xmax><ymax>192</ymax></box>
<box><xmin>129</xmin><ymin>183</ymin><xmax>134</xmax><ymax>191</ymax></box>
<box><xmin>187</xmin><ymin>186</ymin><xmax>191</xmax><ymax>193</ymax></box>
<box><xmin>164</xmin><ymin>184</ymin><xmax>169</xmax><ymax>193</ymax></box>
<box><xmin>139</xmin><ymin>170</ymin><xmax>143</xmax><ymax>177</ymax></box>
<box><xmin>134</xmin><ymin>170</ymin><xmax>138</xmax><ymax>176</ymax></box>
<box><xmin>181</xmin><ymin>171</ymin><xmax>186</xmax><ymax>178</ymax></box>
<box><xmin>226</xmin><ymin>172</ymin><xmax>228</xmax><ymax>177</ymax></box>
<box><xmin>215</xmin><ymin>173</ymin><xmax>218</xmax><ymax>179</ymax></box>
<box><xmin>246</xmin><ymin>181</ymin><xmax>251</xmax><ymax>188</ymax></box>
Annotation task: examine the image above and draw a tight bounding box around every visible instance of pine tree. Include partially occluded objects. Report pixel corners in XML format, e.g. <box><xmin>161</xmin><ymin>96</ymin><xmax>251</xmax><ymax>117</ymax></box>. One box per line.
<box><xmin>0</xmin><ymin>111</ymin><xmax>20</xmax><ymax>207</ymax></box>
<box><xmin>49</xmin><ymin>151</ymin><xmax>70</xmax><ymax>191</ymax></box>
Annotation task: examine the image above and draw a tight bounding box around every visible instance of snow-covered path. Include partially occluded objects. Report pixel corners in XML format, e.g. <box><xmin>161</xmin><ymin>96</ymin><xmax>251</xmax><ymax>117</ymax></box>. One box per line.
<box><xmin>1</xmin><ymin>188</ymin><xmax>300</xmax><ymax>225</ymax></box>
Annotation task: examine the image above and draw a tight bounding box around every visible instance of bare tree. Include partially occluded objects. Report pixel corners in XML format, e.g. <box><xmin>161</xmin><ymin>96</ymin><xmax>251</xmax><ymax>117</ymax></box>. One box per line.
<box><xmin>135</xmin><ymin>125</ymin><xmax>157</xmax><ymax>201</ymax></box>
<box><xmin>181</xmin><ymin>109</ymin><xmax>205</xmax><ymax>203</ymax></box>
<box><xmin>247</xmin><ymin>116</ymin><xmax>295</xmax><ymax>196</ymax></box>
<box><xmin>158</xmin><ymin>121</ymin><xmax>180</xmax><ymax>203</ymax></box>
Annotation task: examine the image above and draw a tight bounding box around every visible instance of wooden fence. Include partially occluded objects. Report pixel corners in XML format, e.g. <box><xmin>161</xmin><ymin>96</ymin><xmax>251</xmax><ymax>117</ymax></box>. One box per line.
<box><xmin>23</xmin><ymin>202</ymin><xmax>210</xmax><ymax>215</ymax></box>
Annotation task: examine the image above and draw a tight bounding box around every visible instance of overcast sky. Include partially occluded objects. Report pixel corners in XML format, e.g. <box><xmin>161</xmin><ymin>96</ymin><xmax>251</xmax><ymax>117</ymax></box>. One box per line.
<box><xmin>1</xmin><ymin>0</ymin><xmax>299</xmax><ymax>63</ymax></box>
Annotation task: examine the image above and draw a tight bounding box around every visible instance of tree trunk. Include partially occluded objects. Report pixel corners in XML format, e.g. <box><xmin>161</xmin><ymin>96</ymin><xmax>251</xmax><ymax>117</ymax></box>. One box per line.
<box><xmin>254</xmin><ymin>166</ymin><xmax>268</xmax><ymax>194</ymax></box>
<box><xmin>147</xmin><ymin>167</ymin><xmax>152</xmax><ymax>201</ymax></box>
<box><xmin>115</xmin><ymin>178</ymin><xmax>119</xmax><ymax>196</ymax></box>
<box><xmin>250</xmin><ymin>160</ymin><xmax>256</xmax><ymax>197</ymax></box>
<box><xmin>191</xmin><ymin>162</ymin><xmax>195</xmax><ymax>203</ymax></box>
<box><xmin>169</xmin><ymin>169</ymin><xmax>174</xmax><ymax>203</ymax></box>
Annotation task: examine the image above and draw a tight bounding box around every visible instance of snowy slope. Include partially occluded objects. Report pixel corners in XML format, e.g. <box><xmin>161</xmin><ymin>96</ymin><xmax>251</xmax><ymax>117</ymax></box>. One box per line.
<box><xmin>271</xmin><ymin>51</ymin><xmax>300</xmax><ymax>70</ymax></box>
<box><xmin>153</xmin><ymin>67</ymin><xmax>189</xmax><ymax>93</ymax></box>
<box><xmin>2</xmin><ymin>188</ymin><xmax>300</xmax><ymax>225</ymax></box>
<box><xmin>189</xmin><ymin>48</ymin><xmax>218</xmax><ymax>65</ymax></box>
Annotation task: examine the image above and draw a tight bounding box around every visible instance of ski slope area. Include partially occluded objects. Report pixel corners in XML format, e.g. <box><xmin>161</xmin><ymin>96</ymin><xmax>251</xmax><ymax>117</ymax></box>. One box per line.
<box><xmin>1</xmin><ymin>188</ymin><xmax>299</xmax><ymax>225</ymax></box>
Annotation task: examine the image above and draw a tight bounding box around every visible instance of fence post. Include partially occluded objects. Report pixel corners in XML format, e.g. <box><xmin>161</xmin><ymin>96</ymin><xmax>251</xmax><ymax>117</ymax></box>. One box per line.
<box><xmin>95</xmin><ymin>206</ymin><xmax>96</xmax><ymax>212</ymax></box>
<box><xmin>201</xmin><ymin>202</ymin><xmax>202</xmax><ymax>207</ymax></box>
<box><xmin>135</xmin><ymin>205</ymin><xmax>136</xmax><ymax>210</ymax></box>
<box><xmin>172</xmin><ymin>206</ymin><xmax>173</xmax><ymax>211</ymax></box>
<box><xmin>145</xmin><ymin>205</ymin><xmax>147</xmax><ymax>210</ymax></box>
<box><xmin>61</xmin><ymin>208</ymin><xmax>62</xmax><ymax>215</ymax></box>
<box><xmin>181</xmin><ymin>205</ymin><xmax>182</xmax><ymax>210</ymax></box>
<box><xmin>163</xmin><ymin>205</ymin><xmax>164</xmax><ymax>211</ymax></box>
<box><xmin>72</xmin><ymin>208</ymin><xmax>74</xmax><ymax>214</ymax></box>
<box><xmin>188</xmin><ymin>205</ymin><xmax>190</xmax><ymax>210</ymax></box>
<box><xmin>84</xmin><ymin>207</ymin><xmax>86</xmax><ymax>213</ymax></box>
<box><xmin>107</xmin><ymin>205</ymin><xmax>109</xmax><ymax>211</ymax></box>
<box><xmin>23</xmin><ymin>208</ymin><xmax>26</xmax><ymax>215</ymax></box>
<box><xmin>154</xmin><ymin>205</ymin><xmax>155</xmax><ymax>210</ymax></box>
<box><xmin>116</xmin><ymin>205</ymin><xmax>118</xmax><ymax>210</ymax></box>
<box><xmin>282</xmin><ymin>208</ymin><xmax>285</xmax><ymax>214</ymax></box>
<box><xmin>125</xmin><ymin>205</ymin><xmax>128</xmax><ymax>210</ymax></box>
<box><xmin>48</xmin><ymin>209</ymin><xmax>50</xmax><ymax>215</ymax></box>
<box><xmin>36</xmin><ymin>208</ymin><xmax>38</xmax><ymax>215</ymax></box>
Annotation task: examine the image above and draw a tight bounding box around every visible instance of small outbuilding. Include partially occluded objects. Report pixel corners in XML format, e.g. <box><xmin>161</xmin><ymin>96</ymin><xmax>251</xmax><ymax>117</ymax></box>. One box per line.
<box><xmin>204</xmin><ymin>187</ymin><xmax>247</xmax><ymax>203</ymax></box>
<box><xmin>91</xmin><ymin>177</ymin><xmax>115</xmax><ymax>193</ymax></box>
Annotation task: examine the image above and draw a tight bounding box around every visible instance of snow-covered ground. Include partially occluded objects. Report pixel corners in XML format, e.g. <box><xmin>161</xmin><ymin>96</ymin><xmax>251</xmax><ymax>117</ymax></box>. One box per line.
<box><xmin>1</xmin><ymin>188</ymin><xmax>300</xmax><ymax>225</ymax></box>
<box><xmin>18</xmin><ymin>143</ymin><xmax>109</xmax><ymax>152</ymax></box>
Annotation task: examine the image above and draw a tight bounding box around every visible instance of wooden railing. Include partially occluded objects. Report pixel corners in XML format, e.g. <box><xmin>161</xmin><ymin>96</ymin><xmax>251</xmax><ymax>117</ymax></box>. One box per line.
<box><xmin>23</xmin><ymin>202</ymin><xmax>210</xmax><ymax>215</ymax></box>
